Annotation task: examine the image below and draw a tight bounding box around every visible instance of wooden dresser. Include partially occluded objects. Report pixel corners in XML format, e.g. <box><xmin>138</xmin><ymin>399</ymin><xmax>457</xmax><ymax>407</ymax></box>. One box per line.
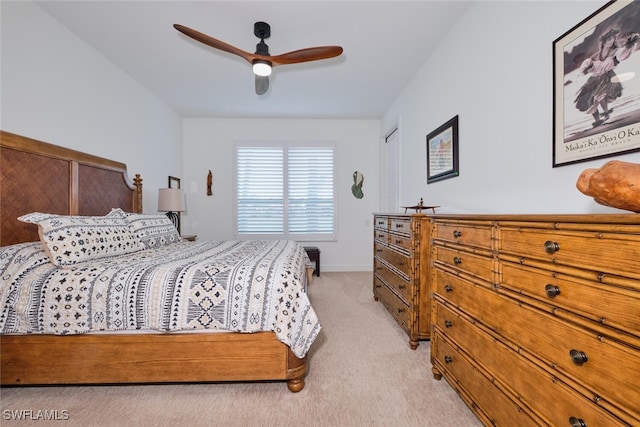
<box><xmin>373</xmin><ymin>213</ymin><xmax>431</xmax><ymax>349</ymax></box>
<box><xmin>430</xmin><ymin>214</ymin><xmax>640</xmax><ymax>426</ymax></box>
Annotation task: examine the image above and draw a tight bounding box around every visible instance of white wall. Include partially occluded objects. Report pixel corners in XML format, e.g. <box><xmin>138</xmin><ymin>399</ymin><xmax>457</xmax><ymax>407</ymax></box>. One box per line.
<box><xmin>383</xmin><ymin>0</ymin><xmax>640</xmax><ymax>214</ymax></box>
<box><xmin>181</xmin><ymin>118</ymin><xmax>380</xmax><ymax>271</ymax></box>
<box><xmin>1</xmin><ymin>1</ymin><xmax>182</xmax><ymax>212</ymax></box>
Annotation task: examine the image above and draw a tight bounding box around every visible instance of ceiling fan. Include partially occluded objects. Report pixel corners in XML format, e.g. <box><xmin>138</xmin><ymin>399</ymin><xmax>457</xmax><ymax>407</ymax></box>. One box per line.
<box><xmin>174</xmin><ymin>22</ymin><xmax>343</xmax><ymax>95</ymax></box>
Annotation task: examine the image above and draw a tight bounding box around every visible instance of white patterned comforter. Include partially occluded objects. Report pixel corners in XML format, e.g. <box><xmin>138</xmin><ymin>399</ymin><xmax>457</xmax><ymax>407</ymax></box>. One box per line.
<box><xmin>0</xmin><ymin>240</ymin><xmax>320</xmax><ymax>358</ymax></box>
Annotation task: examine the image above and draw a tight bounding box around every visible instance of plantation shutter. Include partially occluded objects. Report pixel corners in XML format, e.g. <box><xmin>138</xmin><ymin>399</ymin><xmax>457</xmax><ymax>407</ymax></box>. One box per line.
<box><xmin>288</xmin><ymin>147</ymin><xmax>335</xmax><ymax>236</ymax></box>
<box><xmin>236</xmin><ymin>146</ymin><xmax>284</xmax><ymax>234</ymax></box>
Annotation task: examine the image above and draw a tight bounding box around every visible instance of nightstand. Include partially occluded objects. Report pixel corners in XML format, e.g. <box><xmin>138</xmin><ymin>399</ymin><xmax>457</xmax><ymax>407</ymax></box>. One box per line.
<box><xmin>181</xmin><ymin>235</ymin><xmax>197</xmax><ymax>241</ymax></box>
<box><xmin>303</xmin><ymin>246</ymin><xmax>320</xmax><ymax>277</ymax></box>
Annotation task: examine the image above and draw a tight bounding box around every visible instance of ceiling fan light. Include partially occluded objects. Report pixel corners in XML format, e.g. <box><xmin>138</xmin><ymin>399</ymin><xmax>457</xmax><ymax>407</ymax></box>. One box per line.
<box><xmin>253</xmin><ymin>61</ymin><xmax>272</xmax><ymax>77</ymax></box>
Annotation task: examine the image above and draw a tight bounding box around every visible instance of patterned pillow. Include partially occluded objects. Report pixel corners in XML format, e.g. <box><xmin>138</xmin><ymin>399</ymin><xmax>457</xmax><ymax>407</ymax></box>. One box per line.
<box><xmin>106</xmin><ymin>208</ymin><xmax>127</xmax><ymax>218</ymax></box>
<box><xmin>121</xmin><ymin>213</ymin><xmax>181</xmax><ymax>249</ymax></box>
<box><xmin>0</xmin><ymin>241</ymin><xmax>51</xmax><ymax>282</ymax></box>
<box><xmin>18</xmin><ymin>212</ymin><xmax>143</xmax><ymax>267</ymax></box>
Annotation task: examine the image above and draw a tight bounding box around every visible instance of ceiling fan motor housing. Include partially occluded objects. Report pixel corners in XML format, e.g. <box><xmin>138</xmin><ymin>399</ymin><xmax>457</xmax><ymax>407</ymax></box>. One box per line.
<box><xmin>254</xmin><ymin>22</ymin><xmax>270</xmax><ymax>55</ymax></box>
<box><xmin>254</xmin><ymin>21</ymin><xmax>270</xmax><ymax>39</ymax></box>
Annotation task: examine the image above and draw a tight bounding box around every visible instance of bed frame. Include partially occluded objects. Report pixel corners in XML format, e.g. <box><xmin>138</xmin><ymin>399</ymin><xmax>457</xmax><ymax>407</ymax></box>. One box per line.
<box><xmin>0</xmin><ymin>130</ymin><xmax>308</xmax><ymax>392</ymax></box>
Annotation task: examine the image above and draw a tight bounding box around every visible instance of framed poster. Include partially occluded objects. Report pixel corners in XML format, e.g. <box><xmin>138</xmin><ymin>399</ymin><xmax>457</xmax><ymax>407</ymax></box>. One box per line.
<box><xmin>426</xmin><ymin>115</ymin><xmax>459</xmax><ymax>183</ymax></box>
<box><xmin>553</xmin><ymin>0</ymin><xmax>640</xmax><ymax>167</ymax></box>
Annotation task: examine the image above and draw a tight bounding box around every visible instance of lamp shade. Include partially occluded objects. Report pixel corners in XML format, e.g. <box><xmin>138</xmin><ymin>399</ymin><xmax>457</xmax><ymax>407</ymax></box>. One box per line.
<box><xmin>157</xmin><ymin>188</ymin><xmax>185</xmax><ymax>212</ymax></box>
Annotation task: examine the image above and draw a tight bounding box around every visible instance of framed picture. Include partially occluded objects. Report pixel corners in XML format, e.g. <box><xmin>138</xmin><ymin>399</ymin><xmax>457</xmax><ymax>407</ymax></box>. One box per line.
<box><xmin>427</xmin><ymin>115</ymin><xmax>459</xmax><ymax>183</ymax></box>
<box><xmin>553</xmin><ymin>0</ymin><xmax>640</xmax><ymax>167</ymax></box>
<box><xmin>168</xmin><ymin>175</ymin><xmax>181</xmax><ymax>189</ymax></box>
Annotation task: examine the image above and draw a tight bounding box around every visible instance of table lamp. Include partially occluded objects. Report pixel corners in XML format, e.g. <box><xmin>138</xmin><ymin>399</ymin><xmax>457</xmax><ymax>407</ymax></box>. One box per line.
<box><xmin>158</xmin><ymin>188</ymin><xmax>185</xmax><ymax>234</ymax></box>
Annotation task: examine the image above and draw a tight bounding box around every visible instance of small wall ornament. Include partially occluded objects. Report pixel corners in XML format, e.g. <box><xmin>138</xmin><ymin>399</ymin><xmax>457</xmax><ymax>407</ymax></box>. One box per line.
<box><xmin>207</xmin><ymin>170</ymin><xmax>213</xmax><ymax>196</ymax></box>
<box><xmin>351</xmin><ymin>171</ymin><xmax>364</xmax><ymax>199</ymax></box>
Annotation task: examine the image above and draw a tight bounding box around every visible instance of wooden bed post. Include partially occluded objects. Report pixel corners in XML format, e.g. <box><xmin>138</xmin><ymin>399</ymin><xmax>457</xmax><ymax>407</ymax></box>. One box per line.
<box><xmin>134</xmin><ymin>174</ymin><xmax>143</xmax><ymax>213</ymax></box>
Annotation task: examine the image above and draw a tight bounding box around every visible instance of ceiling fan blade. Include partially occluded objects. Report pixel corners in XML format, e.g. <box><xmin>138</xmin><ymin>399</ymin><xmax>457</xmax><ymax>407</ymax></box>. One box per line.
<box><xmin>270</xmin><ymin>46</ymin><xmax>343</xmax><ymax>66</ymax></box>
<box><xmin>255</xmin><ymin>75</ymin><xmax>269</xmax><ymax>95</ymax></box>
<box><xmin>174</xmin><ymin>24</ymin><xmax>257</xmax><ymax>64</ymax></box>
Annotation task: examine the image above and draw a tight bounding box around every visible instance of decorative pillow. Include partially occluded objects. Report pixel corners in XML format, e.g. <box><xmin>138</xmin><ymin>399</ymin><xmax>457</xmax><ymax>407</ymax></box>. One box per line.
<box><xmin>0</xmin><ymin>241</ymin><xmax>51</xmax><ymax>283</ymax></box>
<box><xmin>106</xmin><ymin>208</ymin><xmax>127</xmax><ymax>218</ymax></box>
<box><xmin>121</xmin><ymin>213</ymin><xmax>181</xmax><ymax>249</ymax></box>
<box><xmin>18</xmin><ymin>212</ymin><xmax>143</xmax><ymax>267</ymax></box>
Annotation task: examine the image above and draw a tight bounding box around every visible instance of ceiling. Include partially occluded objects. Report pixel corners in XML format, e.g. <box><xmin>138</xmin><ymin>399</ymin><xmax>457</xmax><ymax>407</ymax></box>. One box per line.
<box><xmin>34</xmin><ymin>1</ymin><xmax>471</xmax><ymax>119</ymax></box>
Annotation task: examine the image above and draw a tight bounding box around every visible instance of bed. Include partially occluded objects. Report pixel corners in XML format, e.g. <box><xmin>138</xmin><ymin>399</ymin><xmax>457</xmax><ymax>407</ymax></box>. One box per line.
<box><xmin>0</xmin><ymin>130</ymin><xmax>318</xmax><ymax>392</ymax></box>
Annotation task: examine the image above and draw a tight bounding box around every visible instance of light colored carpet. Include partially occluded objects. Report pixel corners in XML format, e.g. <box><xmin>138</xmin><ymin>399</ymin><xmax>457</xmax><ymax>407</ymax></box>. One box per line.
<box><xmin>0</xmin><ymin>272</ymin><xmax>481</xmax><ymax>426</ymax></box>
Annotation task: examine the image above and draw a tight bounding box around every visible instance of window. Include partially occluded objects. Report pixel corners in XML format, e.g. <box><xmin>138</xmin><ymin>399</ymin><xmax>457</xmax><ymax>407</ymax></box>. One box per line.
<box><xmin>235</xmin><ymin>141</ymin><xmax>336</xmax><ymax>241</ymax></box>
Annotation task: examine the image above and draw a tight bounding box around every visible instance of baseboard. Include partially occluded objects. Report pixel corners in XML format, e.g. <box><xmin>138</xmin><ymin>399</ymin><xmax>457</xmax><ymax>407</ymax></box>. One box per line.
<box><xmin>318</xmin><ymin>265</ymin><xmax>372</xmax><ymax>272</ymax></box>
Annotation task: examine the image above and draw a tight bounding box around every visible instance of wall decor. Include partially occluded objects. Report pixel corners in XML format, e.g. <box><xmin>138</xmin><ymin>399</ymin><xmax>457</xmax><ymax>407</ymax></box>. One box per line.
<box><xmin>351</xmin><ymin>170</ymin><xmax>364</xmax><ymax>199</ymax></box>
<box><xmin>207</xmin><ymin>170</ymin><xmax>213</xmax><ymax>196</ymax></box>
<box><xmin>168</xmin><ymin>176</ymin><xmax>180</xmax><ymax>189</ymax></box>
<box><xmin>553</xmin><ymin>0</ymin><xmax>640</xmax><ymax>167</ymax></box>
<box><xmin>426</xmin><ymin>115</ymin><xmax>459</xmax><ymax>183</ymax></box>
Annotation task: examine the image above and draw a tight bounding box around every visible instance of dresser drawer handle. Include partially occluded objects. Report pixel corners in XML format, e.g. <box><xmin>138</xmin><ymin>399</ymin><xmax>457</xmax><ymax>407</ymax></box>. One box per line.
<box><xmin>545</xmin><ymin>284</ymin><xmax>561</xmax><ymax>298</ymax></box>
<box><xmin>377</xmin><ymin>233</ymin><xmax>384</xmax><ymax>238</ymax></box>
<box><xmin>544</xmin><ymin>240</ymin><xmax>560</xmax><ymax>254</ymax></box>
<box><xmin>398</xmin><ymin>284</ymin><xmax>406</xmax><ymax>290</ymax></box>
<box><xmin>569</xmin><ymin>349</ymin><xmax>588</xmax><ymax>366</ymax></box>
<box><xmin>444</xmin><ymin>355</ymin><xmax>453</xmax><ymax>364</ymax></box>
<box><xmin>444</xmin><ymin>320</ymin><xmax>453</xmax><ymax>328</ymax></box>
<box><xmin>395</xmin><ymin>239</ymin><xmax>402</xmax><ymax>245</ymax></box>
<box><xmin>453</xmin><ymin>257</ymin><xmax>462</xmax><ymax>265</ymax></box>
<box><xmin>444</xmin><ymin>284</ymin><xmax>454</xmax><ymax>293</ymax></box>
<box><xmin>569</xmin><ymin>416</ymin><xmax>587</xmax><ymax>427</ymax></box>
<box><xmin>453</xmin><ymin>230</ymin><xmax>462</xmax><ymax>238</ymax></box>
<box><xmin>397</xmin><ymin>307</ymin><xmax>406</xmax><ymax>314</ymax></box>
<box><xmin>395</xmin><ymin>223</ymin><xmax>404</xmax><ymax>229</ymax></box>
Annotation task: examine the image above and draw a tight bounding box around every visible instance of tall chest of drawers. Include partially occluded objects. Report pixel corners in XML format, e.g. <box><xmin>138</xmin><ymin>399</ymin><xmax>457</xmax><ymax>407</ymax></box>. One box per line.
<box><xmin>373</xmin><ymin>213</ymin><xmax>431</xmax><ymax>349</ymax></box>
<box><xmin>430</xmin><ymin>214</ymin><xmax>640</xmax><ymax>426</ymax></box>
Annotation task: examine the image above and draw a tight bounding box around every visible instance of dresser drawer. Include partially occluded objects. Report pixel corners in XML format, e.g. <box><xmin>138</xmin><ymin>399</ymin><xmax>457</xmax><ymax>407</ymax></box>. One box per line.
<box><xmin>389</xmin><ymin>217</ymin><xmax>412</xmax><ymax>236</ymax></box>
<box><xmin>434</xmin><ymin>246</ymin><xmax>493</xmax><ymax>280</ymax></box>
<box><xmin>434</xmin><ymin>221</ymin><xmax>493</xmax><ymax>249</ymax></box>
<box><xmin>436</xmin><ymin>272</ymin><xmax>640</xmax><ymax>417</ymax></box>
<box><xmin>376</xmin><ymin>244</ymin><xmax>412</xmax><ymax>276</ymax></box>
<box><xmin>388</xmin><ymin>232</ymin><xmax>413</xmax><ymax>252</ymax></box>
<box><xmin>375</xmin><ymin>216</ymin><xmax>388</xmax><ymax>228</ymax></box>
<box><xmin>432</xmin><ymin>333</ymin><xmax>539</xmax><ymax>427</ymax></box>
<box><xmin>374</xmin><ymin>260</ymin><xmax>412</xmax><ymax>303</ymax></box>
<box><xmin>374</xmin><ymin>229</ymin><xmax>389</xmax><ymax>243</ymax></box>
<box><xmin>499</xmin><ymin>227</ymin><xmax>640</xmax><ymax>280</ymax></box>
<box><xmin>434</xmin><ymin>303</ymin><xmax>632</xmax><ymax>426</ymax></box>
<box><xmin>375</xmin><ymin>277</ymin><xmax>410</xmax><ymax>333</ymax></box>
<box><xmin>433</xmin><ymin>268</ymin><xmax>490</xmax><ymax>308</ymax></box>
<box><xmin>500</xmin><ymin>261</ymin><xmax>640</xmax><ymax>337</ymax></box>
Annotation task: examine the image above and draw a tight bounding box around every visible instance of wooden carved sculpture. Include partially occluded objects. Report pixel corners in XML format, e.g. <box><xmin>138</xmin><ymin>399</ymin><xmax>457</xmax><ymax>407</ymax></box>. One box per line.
<box><xmin>576</xmin><ymin>160</ymin><xmax>640</xmax><ymax>212</ymax></box>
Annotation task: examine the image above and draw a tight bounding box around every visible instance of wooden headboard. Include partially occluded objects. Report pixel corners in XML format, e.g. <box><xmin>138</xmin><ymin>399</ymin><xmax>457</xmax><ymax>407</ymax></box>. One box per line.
<box><xmin>0</xmin><ymin>130</ymin><xmax>142</xmax><ymax>246</ymax></box>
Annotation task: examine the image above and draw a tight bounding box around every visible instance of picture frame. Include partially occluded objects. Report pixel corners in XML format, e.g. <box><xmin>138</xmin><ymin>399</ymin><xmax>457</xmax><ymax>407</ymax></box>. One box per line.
<box><xmin>168</xmin><ymin>176</ymin><xmax>181</xmax><ymax>189</ymax></box>
<box><xmin>426</xmin><ymin>115</ymin><xmax>459</xmax><ymax>183</ymax></box>
<box><xmin>552</xmin><ymin>0</ymin><xmax>640</xmax><ymax>167</ymax></box>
